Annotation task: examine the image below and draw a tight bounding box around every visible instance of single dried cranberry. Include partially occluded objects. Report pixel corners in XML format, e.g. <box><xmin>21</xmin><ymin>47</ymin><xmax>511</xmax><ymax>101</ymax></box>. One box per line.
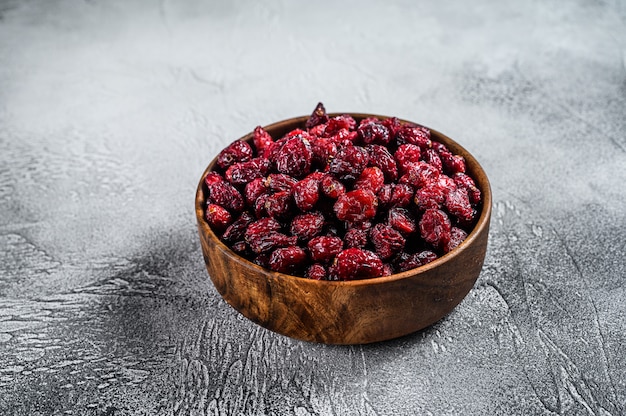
<box><xmin>320</xmin><ymin>174</ymin><xmax>346</xmax><ymax>199</ymax></box>
<box><xmin>414</xmin><ymin>184</ymin><xmax>447</xmax><ymax>211</ymax></box>
<box><xmin>333</xmin><ymin>189</ymin><xmax>378</xmax><ymax>223</ymax></box>
<box><xmin>390</xmin><ymin>183</ymin><xmax>414</xmax><ymax>208</ymax></box>
<box><xmin>396</xmin><ymin>125</ymin><xmax>431</xmax><ymax>149</ymax></box>
<box><xmin>382</xmin><ymin>263</ymin><xmax>394</xmax><ymax>276</ymax></box>
<box><xmin>397</xmin><ymin>250</ymin><xmax>438</xmax><ymax>272</ymax></box>
<box><xmin>207</xmin><ymin>181</ymin><xmax>245</xmax><ymax>213</ymax></box>
<box><xmin>245</xmin><ymin>218</ymin><xmax>296</xmax><ymax>254</ymax></box>
<box><xmin>381</xmin><ymin>117</ymin><xmax>403</xmax><ymax>140</ymax></box>
<box><xmin>444</xmin><ymin>187</ymin><xmax>475</xmax><ymax>225</ymax></box>
<box><xmin>419</xmin><ymin>209</ymin><xmax>452</xmax><ymax>251</ymax></box>
<box><xmin>308</xmin><ymin>236</ymin><xmax>344</xmax><ymax>262</ymax></box>
<box><xmin>328</xmin><ymin>146</ymin><xmax>369</xmax><ymax>182</ymax></box>
<box><xmin>306</xmin><ymin>102</ymin><xmax>330</xmax><ymax>129</ymax></box>
<box><xmin>441</xmin><ymin>153</ymin><xmax>466</xmax><ymax>175</ymax></box>
<box><xmin>225</xmin><ymin>158</ymin><xmax>267</xmax><ymax>186</ymax></box>
<box><xmin>253</xmin><ymin>126</ymin><xmax>274</xmax><ymax>155</ymax></box>
<box><xmin>327</xmin><ymin>128</ymin><xmax>358</xmax><ymax>146</ymax></box>
<box><xmin>272</xmin><ymin>135</ymin><xmax>313</xmax><ymax>177</ymax></box>
<box><xmin>245</xmin><ymin>178</ymin><xmax>269</xmax><ymax>206</ymax></box>
<box><xmin>444</xmin><ymin>227</ymin><xmax>468</xmax><ymax>253</ymax></box>
<box><xmin>422</xmin><ymin>148</ymin><xmax>443</xmax><ymax>173</ymax></box>
<box><xmin>269</xmin><ymin>246</ymin><xmax>307</xmax><ymax>274</ymax></box>
<box><xmin>388</xmin><ymin>207</ymin><xmax>416</xmax><ymax>235</ymax></box>
<box><xmin>367</xmin><ymin>145</ymin><xmax>398</xmax><ymax>182</ymax></box>
<box><xmin>354</xmin><ymin>166</ymin><xmax>385</xmax><ymax>194</ymax></box>
<box><xmin>293</xmin><ymin>175</ymin><xmax>321</xmax><ymax>212</ymax></box>
<box><xmin>217</xmin><ymin>140</ymin><xmax>253</xmax><ymax>169</ymax></box>
<box><xmin>231</xmin><ymin>240</ymin><xmax>248</xmax><ymax>254</ymax></box>
<box><xmin>204</xmin><ymin>171</ymin><xmax>224</xmax><ymax>188</ymax></box>
<box><xmin>290</xmin><ymin>211</ymin><xmax>325</xmax><ymax>241</ymax></box>
<box><xmin>308</xmin><ymin>123</ymin><xmax>327</xmax><ymax>137</ymax></box>
<box><xmin>330</xmin><ymin>248</ymin><xmax>383</xmax><ymax>280</ymax></box>
<box><xmin>370</xmin><ymin>223</ymin><xmax>406</xmax><ymax>260</ymax></box>
<box><xmin>306</xmin><ymin>263</ymin><xmax>327</xmax><ymax>280</ymax></box>
<box><xmin>453</xmin><ymin>172</ymin><xmax>481</xmax><ymax>205</ymax></box>
<box><xmin>205</xmin><ymin>203</ymin><xmax>233</xmax><ymax>233</ymax></box>
<box><xmin>264</xmin><ymin>191</ymin><xmax>293</xmax><ymax>220</ymax></box>
<box><xmin>357</xmin><ymin>120</ymin><xmax>390</xmax><ymax>145</ymax></box>
<box><xmin>253</xmin><ymin>193</ymin><xmax>271</xmax><ymax>218</ymax></box>
<box><xmin>399</xmin><ymin>161</ymin><xmax>440</xmax><ymax>188</ymax></box>
<box><xmin>253</xmin><ymin>253</ymin><xmax>271</xmax><ymax>268</ymax></box>
<box><xmin>310</xmin><ymin>137</ymin><xmax>337</xmax><ymax>169</ymax></box>
<box><xmin>325</xmin><ymin>115</ymin><xmax>357</xmax><ymax>136</ymax></box>
<box><xmin>344</xmin><ymin>227</ymin><xmax>369</xmax><ymax>248</ymax></box>
<box><xmin>264</xmin><ymin>173</ymin><xmax>298</xmax><ymax>192</ymax></box>
<box><xmin>221</xmin><ymin>211</ymin><xmax>255</xmax><ymax>243</ymax></box>
<box><xmin>394</xmin><ymin>144</ymin><xmax>422</xmax><ymax>175</ymax></box>
<box><xmin>376</xmin><ymin>184</ymin><xmax>394</xmax><ymax>211</ymax></box>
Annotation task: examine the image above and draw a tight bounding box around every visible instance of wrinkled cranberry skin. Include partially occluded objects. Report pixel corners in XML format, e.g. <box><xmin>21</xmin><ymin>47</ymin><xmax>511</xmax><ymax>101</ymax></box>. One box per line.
<box><xmin>265</xmin><ymin>173</ymin><xmax>298</xmax><ymax>192</ymax></box>
<box><xmin>225</xmin><ymin>158</ymin><xmax>267</xmax><ymax>186</ymax></box>
<box><xmin>308</xmin><ymin>236</ymin><xmax>344</xmax><ymax>262</ymax></box>
<box><xmin>396</xmin><ymin>125</ymin><xmax>431</xmax><ymax>149</ymax></box>
<box><xmin>370</xmin><ymin>223</ymin><xmax>406</xmax><ymax>260</ymax></box>
<box><xmin>253</xmin><ymin>126</ymin><xmax>274</xmax><ymax>155</ymax></box>
<box><xmin>207</xmin><ymin>181</ymin><xmax>245</xmax><ymax>213</ymax></box>
<box><xmin>344</xmin><ymin>227</ymin><xmax>369</xmax><ymax>249</ymax></box>
<box><xmin>325</xmin><ymin>115</ymin><xmax>357</xmax><ymax>136</ymax></box>
<box><xmin>310</xmin><ymin>137</ymin><xmax>337</xmax><ymax>169</ymax></box>
<box><xmin>221</xmin><ymin>211</ymin><xmax>255</xmax><ymax>243</ymax></box>
<box><xmin>382</xmin><ymin>117</ymin><xmax>403</xmax><ymax>140</ymax></box>
<box><xmin>272</xmin><ymin>136</ymin><xmax>313</xmax><ymax>178</ymax></box>
<box><xmin>306</xmin><ymin>102</ymin><xmax>329</xmax><ymax>129</ymax></box>
<box><xmin>330</xmin><ymin>248</ymin><xmax>383</xmax><ymax>281</ymax></box>
<box><xmin>245</xmin><ymin>178</ymin><xmax>269</xmax><ymax>206</ymax></box>
<box><xmin>328</xmin><ymin>146</ymin><xmax>369</xmax><ymax>182</ymax></box>
<box><xmin>454</xmin><ymin>172</ymin><xmax>481</xmax><ymax>205</ymax></box>
<box><xmin>390</xmin><ymin>184</ymin><xmax>414</xmax><ymax>208</ymax></box>
<box><xmin>269</xmin><ymin>246</ymin><xmax>308</xmax><ymax>274</ymax></box>
<box><xmin>306</xmin><ymin>263</ymin><xmax>327</xmax><ymax>280</ymax></box>
<box><xmin>419</xmin><ymin>209</ymin><xmax>452</xmax><ymax>251</ymax></box>
<box><xmin>414</xmin><ymin>184</ymin><xmax>447</xmax><ymax>211</ymax></box>
<box><xmin>205</xmin><ymin>203</ymin><xmax>233</xmax><ymax>233</ymax></box>
<box><xmin>444</xmin><ymin>227</ymin><xmax>468</xmax><ymax>253</ymax></box>
<box><xmin>334</xmin><ymin>189</ymin><xmax>378</xmax><ymax>223</ymax></box>
<box><xmin>445</xmin><ymin>187</ymin><xmax>475</xmax><ymax>225</ymax></box>
<box><xmin>367</xmin><ymin>145</ymin><xmax>398</xmax><ymax>182</ymax></box>
<box><xmin>264</xmin><ymin>191</ymin><xmax>293</xmax><ymax>220</ymax></box>
<box><xmin>423</xmin><ymin>148</ymin><xmax>443</xmax><ymax>173</ymax></box>
<box><xmin>353</xmin><ymin>166</ymin><xmax>385</xmax><ymax>194</ymax></box>
<box><xmin>376</xmin><ymin>184</ymin><xmax>394</xmax><ymax>211</ymax></box>
<box><xmin>397</xmin><ymin>250</ymin><xmax>438</xmax><ymax>272</ymax></box>
<box><xmin>204</xmin><ymin>171</ymin><xmax>224</xmax><ymax>188</ymax></box>
<box><xmin>290</xmin><ymin>212</ymin><xmax>325</xmax><ymax>242</ymax></box>
<box><xmin>388</xmin><ymin>207</ymin><xmax>416</xmax><ymax>235</ymax></box>
<box><xmin>320</xmin><ymin>175</ymin><xmax>345</xmax><ymax>199</ymax></box>
<box><xmin>293</xmin><ymin>176</ymin><xmax>321</xmax><ymax>212</ymax></box>
<box><xmin>394</xmin><ymin>144</ymin><xmax>422</xmax><ymax>175</ymax></box>
<box><xmin>217</xmin><ymin>140</ymin><xmax>253</xmax><ymax>169</ymax></box>
<box><xmin>357</xmin><ymin>120</ymin><xmax>390</xmax><ymax>145</ymax></box>
<box><xmin>399</xmin><ymin>162</ymin><xmax>440</xmax><ymax>189</ymax></box>
<box><xmin>245</xmin><ymin>218</ymin><xmax>297</xmax><ymax>254</ymax></box>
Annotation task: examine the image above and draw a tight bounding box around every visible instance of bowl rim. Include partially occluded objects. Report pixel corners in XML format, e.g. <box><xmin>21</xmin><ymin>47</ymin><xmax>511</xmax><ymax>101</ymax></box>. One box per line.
<box><xmin>196</xmin><ymin>112</ymin><xmax>492</xmax><ymax>287</ymax></box>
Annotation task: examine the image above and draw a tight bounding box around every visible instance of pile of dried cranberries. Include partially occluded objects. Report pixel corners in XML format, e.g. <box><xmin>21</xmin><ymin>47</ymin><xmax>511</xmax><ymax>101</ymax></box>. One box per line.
<box><xmin>203</xmin><ymin>103</ymin><xmax>482</xmax><ymax>281</ymax></box>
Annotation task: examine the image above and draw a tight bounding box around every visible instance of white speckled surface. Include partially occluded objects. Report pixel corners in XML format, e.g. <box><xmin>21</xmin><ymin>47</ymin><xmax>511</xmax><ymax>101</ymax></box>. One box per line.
<box><xmin>1</xmin><ymin>0</ymin><xmax>625</xmax><ymax>415</ymax></box>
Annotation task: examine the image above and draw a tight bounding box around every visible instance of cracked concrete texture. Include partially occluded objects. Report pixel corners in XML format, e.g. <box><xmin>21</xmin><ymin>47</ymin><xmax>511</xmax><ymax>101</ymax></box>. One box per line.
<box><xmin>1</xmin><ymin>0</ymin><xmax>625</xmax><ymax>415</ymax></box>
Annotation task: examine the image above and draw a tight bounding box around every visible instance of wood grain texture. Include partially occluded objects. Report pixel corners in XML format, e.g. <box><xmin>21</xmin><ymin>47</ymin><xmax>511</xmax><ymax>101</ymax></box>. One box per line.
<box><xmin>196</xmin><ymin>114</ymin><xmax>492</xmax><ymax>344</ymax></box>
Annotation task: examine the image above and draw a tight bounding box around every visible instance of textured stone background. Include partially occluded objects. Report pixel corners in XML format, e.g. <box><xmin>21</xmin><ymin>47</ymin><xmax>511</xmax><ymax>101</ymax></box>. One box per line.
<box><xmin>1</xmin><ymin>0</ymin><xmax>625</xmax><ymax>415</ymax></box>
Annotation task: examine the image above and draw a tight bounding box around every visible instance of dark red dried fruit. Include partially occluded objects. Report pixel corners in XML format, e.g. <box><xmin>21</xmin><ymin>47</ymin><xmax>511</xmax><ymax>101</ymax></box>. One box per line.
<box><xmin>306</xmin><ymin>102</ymin><xmax>330</xmax><ymax>129</ymax></box>
<box><xmin>381</xmin><ymin>117</ymin><xmax>403</xmax><ymax>140</ymax></box>
<box><xmin>310</xmin><ymin>137</ymin><xmax>337</xmax><ymax>169</ymax></box>
<box><xmin>221</xmin><ymin>211</ymin><xmax>255</xmax><ymax>243</ymax></box>
<box><xmin>253</xmin><ymin>126</ymin><xmax>274</xmax><ymax>155</ymax></box>
<box><xmin>205</xmin><ymin>203</ymin><xmax>233</xmax><ymax>233</ymax></box>
<box><xmin>423</xmin><ymin>148</ymin><xmax>443</xmax><ymax>173</ymax></box>
<box><xmin>308</xmin><ymin>236</ymin><xmax>344</xmax><ymax>262</ymax></box>
<box><xmin>333</xmin><ymin>189</ymin><xmax>378</xmax><ymax>223</ymax></box>
<box><xmin>264</xmin><ymin>191</ymin><xmax>293</xmax><ymax>220</ymax></box>
<box><xmin>396</xmin><ymin>125</ymin><xmax>431</xmax><ymax>149</ymax></box>
<box><xmin>367</xmin><ymin>144</ymin><xmax>398</xmax><ymax>182</ymax></box>
<box><xmin>290</xmin><ymin>212</ymin><xmax>325</xmax><ymax>242</ymax></box>
<box><xmin>245</xmin><ymin>218</ymin><xmax>297</xmax><ymax>254</ymax></box>
<box><xmin>397</xmin><ymin>250</ymin><xmax>438</xmax><ymax>272</ymax></box>
<box><xmin>399</xmin><ymin>161</ymin><xmax>440</xmax><ymax>189</ymax></box>
<box><xmin>330</xmin><ymin>248</ymin><xmax>383</xmax><ymax>280</ymax></box>
<box><xmin>357</xmin><ymin>120</ymin><xmax>390</xmax><ymax>145</ymax></box>
<box><xmin>419</xmin><ymin>209</ymin><xmax>452</xmax><ymax>251</ymax></box>
<box><xmin>207</xmin><ymin>180</ymin><xmax>245</xmax><ymax>213</ymax></box>
<box><xmin>390</xmin><ymin>183</ymin><xmax>414</xmax><ymax>208</ymax></box>
<box><xmin>204</xmin><ymin>171</ymin><xmax>224</xmax><ymax>188</ymax></box>
<box><xmin>388</xmin><ymin>207</ymin><xmax>416</xmax><ymax>235</ymax></box>
<box><xmin>225</xmin><ymin>158</ymin><xmax>268</xmax><ymax>186</ymax></box>
<box><xmin>394</xmin><ymin>144</ymin><xmax>422</xmax><ymax>175</ymax></box>
<box><xmin>414</xmin><ymin>184</ymin><xmax>447</xmax><ymax>211</ymax></box>
<box><xmin>320</xmin><ymin>174</ymin><xmax>346</xmax><ymax>199</ymax></box>
<box><xmin>370</xmin><ymin>223</ymin><xmax>406</xmax><ymax>260</ymax></box>
<box><xmin>269</xmin><ymin>246</ymin><xmax>308</xmax><ymax>274</ymax></box>
<box><xmin>325</xmin><ymin>115</ymin><xmax>357</xmax><ymax>136</ymax></box>
<box><xmin>453</xmin><ymin>172</ymin><xmax>481</xmax><ymax>205</ymax></box>
<box><xmin>344</xmin><ymin>227</ymin><xmax>369</xmax><ymax>249</ymax></box>
<box><xmin>305</xmin><ymin>263</ymin><xmax>327</xmax><ymax>280</ymax></box>
<box><xmin>217</xmin><ymin>140</ymin><xmax>253</xmax><ymax>170</ymax></box>
<box><xmin>444</xmin><ymin>187</ymin><xmax>475</xmax><ymax>225</ymax></box>
<box><xmin>328</xmin><ymin>146</ymin><xmax>369</xmax><ymax>182</ymax></box>
<box><xmin>272</xmin><ymin>135</ymin><xmax>313</xmax><ymax>177</ymax></box>
<box><xmin>245</xmin><ymin>178</ymin><xmax>269</xmax><ymax>206</ymax></box>
<box><xmin>353</xmin><ymin>166</ymin><xmax>385</xmax><ymax>194</ymax></box>
<box><xmin>293</xmin><ymin>175</ymin><xmax>321</xmax><ymax>212</ymax></box>
<box><xmin>444</xmin><ymin>227</ymin><xmax>468</xmax><ymax>253</ymax></box>
<box><xmin>265</xmin><ymin>173</ymin><xmax>298</xmax><ymax>192</ymax></box>
<box><xmin>376</xmin><ymin>184</ymin><xmax>394</xmax><ymax>211</ymax></box>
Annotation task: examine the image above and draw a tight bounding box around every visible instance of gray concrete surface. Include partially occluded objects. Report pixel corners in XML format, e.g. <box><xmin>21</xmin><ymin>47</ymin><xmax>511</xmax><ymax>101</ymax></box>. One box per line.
<box><xmin>1</xmin><ymin>0</ymin><xmax>625</xmax><ymax>415</ymax></box>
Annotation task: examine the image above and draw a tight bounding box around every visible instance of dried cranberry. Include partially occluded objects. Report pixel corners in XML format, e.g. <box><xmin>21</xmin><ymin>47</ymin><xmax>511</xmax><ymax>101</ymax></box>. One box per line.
<box><xmin>353</xmin><ymin>166</ymin><xmax>385</xmax><ymax>194</ymax></box>
<box><xmin>453</xmin><ymin>172</ymin><xmax>481</xmax><ymax>205</ymax></box>
<box><xmin>264</xmin><ymin>191</ymin><xmax>293</xmax><ymax>220</ymax></box>
<box><xmin>320</xmin><ymin>174</ymin><xmax>346</xmax><ymax>199</ymax></box>
<box><xmin>217</xmin><ymin>140</ymin><xmax>253</xmax><ymax>170</ymax></box>
<box><xmin>204</xmin><ymin>171</ymin><xmax>224</xmax><ymax>188</ymax></box>
<box><xmin>328</xmin><ymin>146</ymin><xmax>369</xmax><ymax>182</ymax></box>
<box><xmin>382</xmin><ymin>117</ymin><xmax>403</xmax><ymax>140</ymax></box>
<box><xmin>306</xmin><ymin>102</ymin><xmax>330</xmax><ymax>129</ymax></box>
<box><xmin>387</xmin><ymin>207</ymin><xmax>416</xmax><ymax>235</ymax></box>
<box><xmin>396</xmin><ymin>125</ymin><xmax>431</xmax><ymax>149</ymax></box>
<box><xmin>269</xmin><ymin>246</ymin><xmax>307</xmax><ymax>274</ymax></box>
<box><xmin>245</xmin><ymin>218</ymin><xmax>297</xmax><ymax>254</ymax></box>
<box><xmin>293</xmin><ymin>175</ymin><xmax>321</xmax><ymax>212</ymax></box>
<box><xmin>290</xmin><ymin>212</ymin><xmax>325</xmax><ymax>241</ymax></box>
<box><xmin>444</xmin><ymin>227</ymin><xmax>468</xmax><ymax>253</ymax></box>
<box><xmin>306</xmin><ymin>263</ymin><xmax>327</xmax><ymax>280</ymax></box>
<box><xmin>419</xmin><ymin>209</ymin><xmax>452</xmax><ymax>251</ymax></box>
<box><xmin>308</xmin><ymin>236</ymin><xmax>344</xmax><ymax>262</ymax></box>
<box><xmin>367</xmin><ymin>144</ymin><xmax>398</xmax><ymax>182</ymax></box>
<box><xmin>207</xmin><ymin>181</ymin><xmax>245</xmax><ymax>213</ymax></box>
<box><xmin>310</xmin><ymin>137</ymin><xmax>337</xmax><ymax>169</ymax></box>
<box><xmin>370</xmin><ymin>223</ymin><xmax>406</xmax><ymax>260</ymax></box>
<box><xmin>444</xmin><ymin>187</ymin><xmax>475</xmax><ymax>225</ymax></box>
<box><xmin>253</xmin><ymin>126</ymin><xmax>274</xmax><ymax>155</ymax></box>
<box><xmin>357</xmin><ymin>120</ymin><xmax>390</xmax><ymax>145</ymax></box>
<box><xmin>422</xmin><ymin>148</ymin><xmax>443</xmax><ymax>173</ymax></box>
<box><xmin>333</xmin><ymin>189</ymin><xmax>378</xmax><ymax>223</ymax></box>
<box><xmin>390</xmin><ymin>183</ymin><xmax>414</xmax><ymax>208</ymax></box>
<box><xmin>264</xmin><ymin>173</ymin><xmax>298</xmax><ymax>192</ymax></box>
<box><xmin>397</xmin><ymin>250</ymin><xmax>438</xmax><ymax>272</ymax></box>
<box><xmin>394</xmin><ymin>144</ymin><xmax>422</xmax><ymax>175</ymax></box>
<box><xmin>272</xmin><ymin>135</ymin><xmax>313</xmax><ymax>177</ymax></box>
<box><xmin>205</xmin><ymin>203</ymin><xmax>233</xmax><ymax>233</ymax></box>
<box><xmin>376</xmin><ymin>184</ymin><xmax>394</xmax><ymax>211</ymax></box>
<box><xmin>344</xmin><ymin>227</ymin><xmax>369</xmax><ymax>249</ymax></box>
<box><xmin>245</xmin><ymin>178</ymin><xmax>269</xmax><ymax>206</ymax></box>
<box><xmin>325</xmin><ymin>115</ymin><xmax>357</xmax><ymax>136</ymax></box>
<box><xmin>221</xmin><ymin>211</ymin><xmax>255</xmax><ymax>243</ymax></box>
<box><xmin>330</xmin><ymin>248</ymin><xmax>383</xmax><ymax>280</ymax></box>
<box><xmin>225</xmin><ymin>158</ymin><xmax>267</xmax><ymax>186</ymax></box>
<box><xmin>414</xmin><ymin>184</ymin><xmax>447</xmax><ymax>211</ymax></box>
<box><xmin>399</xmin><ymin>161</ymin><xmax>440</xmax><ymax>188</ymax></box>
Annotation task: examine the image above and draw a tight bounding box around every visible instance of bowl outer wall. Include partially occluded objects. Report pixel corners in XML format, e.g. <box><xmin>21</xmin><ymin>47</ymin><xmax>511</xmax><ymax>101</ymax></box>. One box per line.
<box><xmin>195</xmin><ymin>113</ymin><xmax>492</xmax><ymax>345</ymax></box>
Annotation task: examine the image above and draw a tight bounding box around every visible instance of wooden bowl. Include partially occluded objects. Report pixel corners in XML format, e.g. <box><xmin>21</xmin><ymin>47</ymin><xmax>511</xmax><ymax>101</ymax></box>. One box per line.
<box><xmin>195</xmin><ymin>114</ymin><xmax>492</xmax><ymax>345</ymax></box>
